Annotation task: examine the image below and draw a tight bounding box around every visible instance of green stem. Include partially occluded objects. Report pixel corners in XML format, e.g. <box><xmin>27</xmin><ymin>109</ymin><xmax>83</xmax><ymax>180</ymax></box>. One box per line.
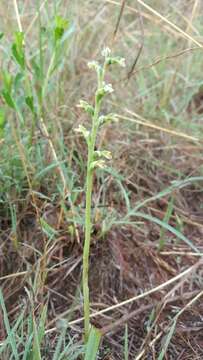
<box><xmin>83</xmin><ymin>86</ymin><xmax>102</xmax><ymax>342</ymax></box>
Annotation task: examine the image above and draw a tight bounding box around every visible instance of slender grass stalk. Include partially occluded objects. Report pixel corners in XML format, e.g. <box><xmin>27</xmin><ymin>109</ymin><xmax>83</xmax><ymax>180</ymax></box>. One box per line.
<box><xmin>76</xmin><ymin>48</ymin><xmax>125</xmax><ymax>342</ymax></box>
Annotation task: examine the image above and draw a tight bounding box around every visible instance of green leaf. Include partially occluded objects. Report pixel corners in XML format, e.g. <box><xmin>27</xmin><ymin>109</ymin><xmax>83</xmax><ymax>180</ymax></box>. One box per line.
<box><xmin>54</xmin><ymin>16</ymin><xmax>69</xmax><ymax>42</ymax></box>
<box><xmin>38</xmin><ymin>305</ymin><xmax>47</xmax><ymax>345</ymax></box>
<box><xmin>2</xmin><ymin>71</ymin><xmax>13</xmax><ymax>93</ymax></box>
<box><xmin>14</xmin><ymin>72</ymin><xmax>24</xmax><ymax>91</ymax></box>
<box><xmin>158</xmin><ymin>319</ymin><xmax>177</xmax><ymax>360</ymax></box>
<box><xmin>0</xmin><ymin>108</ymin><xmax>6</xmax><ymax>137</ymax></box>
<box><xmin>40</xmin><ymin>217</ymin><xmax>57</xmax><ymax>237</ymax></box>
<box><xmin>0</xmin><ymin>289</ymin><xmax>19</xmax><ymax>360</ymax></box>
<box><xmin>55</xmin><ymin>15</ymin><xmax>69</xmax><ymax>29</ymax></box>
<box><xmin>2</xmin><ymin>90</ymin><xmax>16</xmax><ymax>109</ymax></box>
<box><xmin>106</xmin><ymin>56</ymin><xmax>125</xmax><ymax>67</ymax></box>
<box><xmin>12</xmin><ymin>32</ymin><xmax>25</xmax><ymax>69</ymax></box>
<box><xmin>158</xmin><ymin>197</ymin><xmax>174</xmax><ymax>250</ymax></box>
<box><xmin>0</xmin><ymin>32</ymin><xmax>4</xmax><ymax>40</ymax></box>
<box><xmin>84</xmin><ymin>326</ymin><xmax>101</xmax><ymax>360</ymax></box>
<box><xmin>31</xmin><ymin>58</ymin><xmax>41</xmax><ymax>79</ymax></box>
<box><xmin>25</xmin><ymin>96</ymin><xmax>35</xmax><ymax>114</ymax></box>
<box><xmin>132</xmin><ymin>211</ymin><xmax>199</xmax><ymax>253</ymax></box>
<box><xmin>124</xmin><ymin>324</ymin><xmax>129</xmax><ymax>360</ymax></box>
<box><xmin>33</xmin><ymin>316</ymin><xmax>42</xmax><ymax>360</ymax></box>
<box><xmin>14</xmin><ymin>31</ymin><xmax>24</xmax><ymax>51</ymax></box>
<box><xmin>12</xmin><ymin>43</ymin><xmax>25</xmax><ymax>69</ymax></box>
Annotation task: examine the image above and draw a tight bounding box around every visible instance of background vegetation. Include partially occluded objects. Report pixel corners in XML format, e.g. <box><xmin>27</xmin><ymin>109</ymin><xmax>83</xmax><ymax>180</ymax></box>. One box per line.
<box><xmin>1</xmin><ymin>0</ymin><xmax>203</xmax><ymax>359</ymax></box>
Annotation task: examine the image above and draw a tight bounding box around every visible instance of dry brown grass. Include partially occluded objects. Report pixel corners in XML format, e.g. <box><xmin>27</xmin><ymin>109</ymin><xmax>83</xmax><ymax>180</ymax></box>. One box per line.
<box><xmin>1</xmin><ymin>0</ymin><xmax>203</xmax><ymax>358</ymax></box>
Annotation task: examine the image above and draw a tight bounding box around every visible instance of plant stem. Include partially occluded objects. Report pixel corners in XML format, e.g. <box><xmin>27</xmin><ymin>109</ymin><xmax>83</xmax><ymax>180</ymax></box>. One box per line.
<box><xmin>83</xmin><ymin>83</ymin><xmax>102</xmax><ymax>342</ymax></box>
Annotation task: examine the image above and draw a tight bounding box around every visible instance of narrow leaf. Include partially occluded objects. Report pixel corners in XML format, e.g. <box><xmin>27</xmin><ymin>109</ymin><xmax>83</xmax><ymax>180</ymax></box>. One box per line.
<box><xmin>84</xmin><ymin>326</ymin><xmax>101</xmax><ymax>360</ymax></box>
<box><xmin>0</xmin><ymin>289</ymin><xmax>19</xmax><ymax>360</ymax></box>
<box><xmin>2</xmin><ymin>90</ymin><xmax>16</xmax><ymax>109</ymax></box>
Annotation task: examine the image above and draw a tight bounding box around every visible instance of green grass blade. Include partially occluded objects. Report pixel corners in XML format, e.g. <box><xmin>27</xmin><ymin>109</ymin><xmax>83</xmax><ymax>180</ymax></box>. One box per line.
<box><xmin>158</xmin><ymin>196</ymin><xmax>174</xmax><ymax>250</ymax></box>
<box><xmin>32</xmin><ymin>316</ymin><xmax>42</xmax><ymax>360</ymax></box>
<box><xmin>134</xmin><ymin>211</ymin><xmax>199</xmax><ymax>253</ymax></box>
<box><xmin>0</xmin><ymin>308</ymin><xmax>24</xmax><ymax>356</ymax></box>
<box><xmin>52</xmin><ymin>327</ymin><xmax>66</xmax><ymax>360</ymax></box>
<box><xmin>0</xmin><ymin>289</ymin><xmax>19</xmax><ymax>360</ymax></box>
<box><xmin>22</xmin><ymin>334</ymin><xmax>33</xmax><ymax>360</ymax></box>
<box><xmin>84</xmin><ymin>326</ymin><xmax>101</xmax><ymax>360</ymax></box>
<box><xmin>124</xmin><ymin>324</ymin><xmax>129</xmax><ymax>360</ymax></box>
<box><xmin>116</xmin><ymin>211</ymin><xmax>199</xmax><ymax>253</ymax></box>
<box><xmin>130</xmin><ymin>176</ymin><xmax>203</xmax><ymax>214</ymax></box>
<box><xmin>38</xmin><ymin>304</ymin><xmax>47</xmax><ymax>345</ymax></box>
<box><xmin>158</xmin><ymin>319</ymin><xmax>177</xmax><ymax>360</ymax></box>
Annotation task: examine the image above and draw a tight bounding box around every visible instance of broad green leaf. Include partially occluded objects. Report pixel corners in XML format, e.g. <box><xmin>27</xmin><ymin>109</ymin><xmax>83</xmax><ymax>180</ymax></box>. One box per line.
<box><xmin>84</xmin><ymin>326</ymin><xmax>101</xmax><ymax>360</ymax></box>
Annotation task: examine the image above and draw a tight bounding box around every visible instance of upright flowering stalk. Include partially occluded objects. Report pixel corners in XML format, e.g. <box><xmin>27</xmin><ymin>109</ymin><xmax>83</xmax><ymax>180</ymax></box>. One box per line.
<box><xmin>76</xmin><ymin>48</ymin><xmax>125</xmax><ymax>342</ymax></box>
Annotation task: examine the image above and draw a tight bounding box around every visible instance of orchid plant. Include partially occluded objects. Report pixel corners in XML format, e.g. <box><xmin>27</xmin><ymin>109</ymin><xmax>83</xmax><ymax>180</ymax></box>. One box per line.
<box><xmin>75</xmin><ymin>48</ymin><xmax>125</xmax><ymax>342</ymax></box>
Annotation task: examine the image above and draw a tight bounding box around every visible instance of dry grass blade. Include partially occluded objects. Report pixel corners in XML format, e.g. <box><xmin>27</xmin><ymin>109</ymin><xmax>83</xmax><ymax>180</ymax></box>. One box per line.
<box><xmin>46</xmin><ymin>259</ymin><xmax>202</xmax><ymax>334</ymax></box>
<box><xmin>104</xmin><ymin>0</ymin><xmax>203</xmax><ymax>46</ymax></box>
<box><xmin>13</xmin><ymin>0</ymin><xmax>22</xmax><ymax>32</ymax></box>
<box><xmin>127</xmin><ymin>46</ymin><xmax>201</xmax><ymax>78</ymax></box>
<box><xmin>118</xmin><ymin>112</ymin><xmax>200</xmax><ymax>142</ymax></box>
<box><xmin>158</xmin><ymin>289</ymin><xmax>203</xmax><ymax>360</ymax></box>
<box><xmin>2</xmin><ymin>1</ymin><xmax>203</xmax><ymax>358</ymax></box>
<box><xmin>25</xmin><ymin>0</ymin><xmax>48</xmax><ymax>35</ymax></box>
<box><xmin>136</xmin><ymin>0</ymin><xmax>203</xmax><ymax>47</ymax></box>
<box><xmin>113</xmin><ymin>0</ymin><xmax>127</xmax><ymax>39</ymax></box>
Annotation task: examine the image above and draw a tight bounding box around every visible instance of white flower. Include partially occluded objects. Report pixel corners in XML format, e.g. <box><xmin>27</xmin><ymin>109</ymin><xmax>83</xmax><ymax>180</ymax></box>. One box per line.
<box><xmin>96</xmin><ymin>83</ymin><xmax>114</xmax><ymax>101</ymax></box>
<box><xmin>94</xmin><ymin>150</ymin><xmax>112</xmax><ymax>159</ymax></box>
<box><xmin>99</xmin><ymin>113</ymin><xmax>118</xmax><ymax>125</ymax></box>
<box><xmin>101</xmin><ymin>47</ymin><xmax>111</xmax><ymax>57</ymax></box>
<box><xmin>87</xmin><ymin>60</ymin><xmax>99</xmax><ymax>70</ymax></box>
<box><xmin>103</xmin><ymin>83</ymin><xmax>114</xmax><ymax>94</ymax></box>
<box><xmin>75</xmin><ymin>125</ymin><xmax>90</xmax><ymax>142</ymax></box>
<box><xmin>90</xmin><ymin>160</ymin><xmax>106</xmax><ymax>170</ymax></box>
<box><xmin>77</xmin><ymin>100</ymin><xmax>94</xmax><ymax>116</ymax></box>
